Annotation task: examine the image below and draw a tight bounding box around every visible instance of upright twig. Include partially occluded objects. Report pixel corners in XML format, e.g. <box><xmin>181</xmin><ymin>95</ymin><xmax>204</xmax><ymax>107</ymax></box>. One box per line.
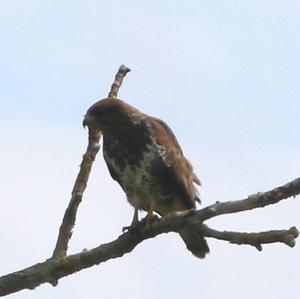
<box><xmin>52</xmin><ymin>65</ymin><xmax>131</xmax><ymax>258</ymax></box>
<box><xmin>52</xmin><ymin>129</ymin><xmax>101</xmax><ymax>258</ymax></box>
<box><xmin>108</xmin><ymin>65</ymin><xmax>131</xmax><ymax>98</ymax></box>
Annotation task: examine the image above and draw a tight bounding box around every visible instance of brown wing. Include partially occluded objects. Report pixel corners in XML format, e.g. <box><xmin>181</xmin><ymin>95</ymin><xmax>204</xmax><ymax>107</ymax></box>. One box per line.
<box><xmin>144</xmin><ymin>115</ymin><xmax>201</xmax><ymax>208</ymax></box>
<box><xmin>102</xmin><ymin>136</ymin><xmax>127</xmax><ymax>192</ymax></box>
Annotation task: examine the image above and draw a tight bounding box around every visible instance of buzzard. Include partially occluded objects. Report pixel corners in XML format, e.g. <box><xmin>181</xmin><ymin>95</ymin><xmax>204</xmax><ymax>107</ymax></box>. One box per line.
<box><xmin>83</xmin><ymin>98</ymin><xmax>209</xmax><ymax>258</ymax></box>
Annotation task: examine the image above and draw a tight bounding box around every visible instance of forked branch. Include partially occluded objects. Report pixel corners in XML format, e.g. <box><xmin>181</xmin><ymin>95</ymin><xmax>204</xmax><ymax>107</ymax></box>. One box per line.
<box><xmin>0</xmin><ymin>177</ymin><xmax>299</xmax><ymax>296</ymax></box>
<box><xmin>0</xmin><ymin>66</ymin><xmax>298</xmax><ymax>297</ymax></box>
<box><xmin>52</xmin><ymin>65</ymin><xmax>130</xmax><ymax>258</ymax></box>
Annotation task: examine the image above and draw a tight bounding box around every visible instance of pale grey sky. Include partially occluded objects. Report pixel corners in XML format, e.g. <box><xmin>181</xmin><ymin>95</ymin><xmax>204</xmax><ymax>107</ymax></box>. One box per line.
<box><xmin>1</xmin><ymin>1</ymin><xmax>300</xmax><ymax>298</ymax></box>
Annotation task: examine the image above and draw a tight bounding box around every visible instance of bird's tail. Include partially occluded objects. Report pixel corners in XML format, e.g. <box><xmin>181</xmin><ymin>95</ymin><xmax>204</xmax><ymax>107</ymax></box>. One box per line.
<box><xmin>179</xmin><ymin>225</ymin><xmax>209</xmax><ymax>259</ymax></box>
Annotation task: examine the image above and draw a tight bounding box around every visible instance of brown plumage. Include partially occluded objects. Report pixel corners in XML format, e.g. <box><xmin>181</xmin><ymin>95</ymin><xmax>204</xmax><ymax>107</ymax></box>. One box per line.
<box><xmin>83</xmin><ymin>98</ymin><xmax>209</xmax><ymax>258</ymax></box>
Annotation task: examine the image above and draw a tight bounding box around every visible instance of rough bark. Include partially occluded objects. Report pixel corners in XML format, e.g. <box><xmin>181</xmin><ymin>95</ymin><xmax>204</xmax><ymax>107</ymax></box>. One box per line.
<box><xmin>0</xmin><ymin>66</ymin><xmax>298</xmax><ymax>297</ymax></box>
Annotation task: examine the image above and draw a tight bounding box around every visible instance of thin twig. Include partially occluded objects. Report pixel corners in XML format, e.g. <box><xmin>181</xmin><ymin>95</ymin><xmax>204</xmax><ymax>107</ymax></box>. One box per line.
<box><xmin>52</xmin><ymin>129</ymin><xmax>101</xmax><ymax>258</ymax></box>
<box><xmin>108</xmin><ymin>65</ymin><xmax>131</xmax><ymax>98</ymax></box>
<box><xmin>191</xmin><ymin>177</ymin><xmax>300</xmax><ymax>223</ymax></box>
<box><xmin>201</xmin><ymin>224</ymin><xmax>299</xmax><ymax>251</ymax></box>
<box><xmin>1</xmin><ymin>177</ymin><xmax>299</xmax><ymax>296</ymax></box>
<box><xmin>52</xmin><ymin>65</ymin><xmax>131</xmax><ymax>258</ymax></box>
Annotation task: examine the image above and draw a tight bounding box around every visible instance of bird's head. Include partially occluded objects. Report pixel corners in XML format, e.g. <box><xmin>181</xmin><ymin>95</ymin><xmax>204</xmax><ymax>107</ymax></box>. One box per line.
<box><xmin>83</xmin><ymin>98</ymin><xmax>138</xmax><ymax>133</ymax></box>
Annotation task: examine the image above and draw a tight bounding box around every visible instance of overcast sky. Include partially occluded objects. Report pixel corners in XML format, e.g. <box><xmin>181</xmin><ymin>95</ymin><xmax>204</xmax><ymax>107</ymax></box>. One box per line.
<box><xmin>1</xmin><ymin>1</ymin><xmax>300</xmax><ymax>298</ymax></box>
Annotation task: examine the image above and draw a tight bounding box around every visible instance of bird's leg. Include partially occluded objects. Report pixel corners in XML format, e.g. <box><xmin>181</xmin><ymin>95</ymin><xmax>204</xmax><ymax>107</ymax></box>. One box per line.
<box><xmin>122</xmin><ymin>208</ymin><xmax>139</xmax><ymax>233</ymax></box>
<box><xmin>131</xmin><ymin>207</ymin><xmax>139</xmax><ymax>227</ymax></box>
<box><xmin>145</xmin><ymin>202</ymin><xmax>154</xmax><ymax>229</ymax></box>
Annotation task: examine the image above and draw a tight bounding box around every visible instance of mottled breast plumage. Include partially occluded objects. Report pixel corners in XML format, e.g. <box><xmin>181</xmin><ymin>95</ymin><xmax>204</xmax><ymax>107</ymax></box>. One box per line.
<box><xmin>101</xmin><ymin>105</ymin><xmax>200</xmax><ymax>214</ymax></box>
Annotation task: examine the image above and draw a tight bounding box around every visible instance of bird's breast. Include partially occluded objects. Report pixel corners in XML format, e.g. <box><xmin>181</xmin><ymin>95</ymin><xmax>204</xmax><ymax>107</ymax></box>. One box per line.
<box><xmin>103</xmin><ymin>137</ymin><xmax>166</xmax><ymax>211</ymax></box>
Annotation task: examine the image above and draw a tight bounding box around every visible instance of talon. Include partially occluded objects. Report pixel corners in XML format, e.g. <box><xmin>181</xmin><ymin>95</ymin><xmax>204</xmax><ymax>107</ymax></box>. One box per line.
<box><xmin>122</xmin><ymin>225</ymin><xmax>131</xmax><ymax>233</ymax></box>
<box><xmin>138</xmin><ymin>214</ymin><xmax>158</xmax><ymax>229</ymax></box>
<box><xmin>144</xmin><ymin>201</ymin><xmax>155</xmax><ymax>229</ymax></box>
<box><xmin>122</xmin><ymin>208</ymin><xmax>140</xmax><ymax>233</ymax></box>
<box><xmin>122</xmin><ymin>221</ymin><xmax>141</xmax><ymax>233</ymax></box>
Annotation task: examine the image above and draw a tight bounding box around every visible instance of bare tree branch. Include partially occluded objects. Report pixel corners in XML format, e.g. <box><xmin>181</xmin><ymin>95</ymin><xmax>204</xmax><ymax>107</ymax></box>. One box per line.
<box><xmin>52</xmin><ymin>128</ymin><xmax>101</xmax><ymax>258</ymax></box>
<box><xmin>108</xmin><ymin>65</ymin><xmax>131</xmax><ymax>98</ymax></box>
<box><xmin>0</xmin><ymin>177</ymin><xmax>299</xmax><ymax>296</ymax></box>
<box><xmin>201</xmin><ymin>224</ymin><xmax>299</xmax><ymax>250</ymax></box>
<box><xmin>191</xmin><ymin>177</ymin><xmax>300</xmax><ymax>223</ymax></box>
<box><xmin>1</xmin><ymin>66</ymin><xmax>299</xmax><ymax>297</ymax></box>
<box><xmin>52</xmin><ymin>65</ymin><xmax>131</xmax><ymax>258</ymax></box>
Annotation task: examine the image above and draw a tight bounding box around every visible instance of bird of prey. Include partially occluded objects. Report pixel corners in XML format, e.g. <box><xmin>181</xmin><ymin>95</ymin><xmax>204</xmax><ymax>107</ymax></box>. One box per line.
<box><xmin>83</xmin><ymin>98</ymin><xmax>209</xmax><ymax>258</ymax></box>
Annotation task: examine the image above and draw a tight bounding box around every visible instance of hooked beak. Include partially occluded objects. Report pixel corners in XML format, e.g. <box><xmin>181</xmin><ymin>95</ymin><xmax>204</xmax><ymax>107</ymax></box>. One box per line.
<box><xmin>82</xmin><ymin>117</ymin><xmax>88</xmax><ymax>128</ymax></box>
<box><xmin>83</xmin><ymin>114</ymin><xmax>90</xmax><ymax>128</ymax></box>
